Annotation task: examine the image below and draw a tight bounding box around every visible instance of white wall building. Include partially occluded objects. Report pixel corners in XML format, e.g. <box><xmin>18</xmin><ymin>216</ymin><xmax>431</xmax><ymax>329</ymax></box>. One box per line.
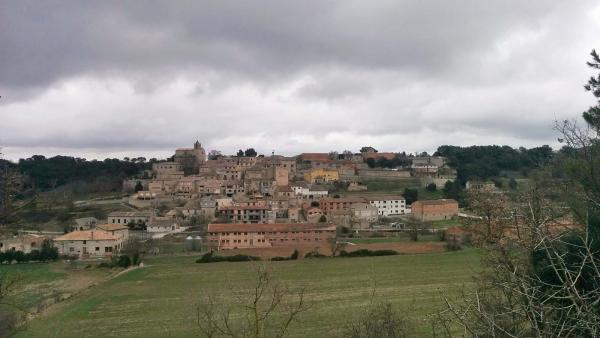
<box><xmin>290</xmin><ymin>183</ymin><xmax>329</xmax><ymax>199</ymax></box>
<box><xmin>367</xmin><ymin>195</ymin><xmax>407</xmax><ymax>217</ymax></box>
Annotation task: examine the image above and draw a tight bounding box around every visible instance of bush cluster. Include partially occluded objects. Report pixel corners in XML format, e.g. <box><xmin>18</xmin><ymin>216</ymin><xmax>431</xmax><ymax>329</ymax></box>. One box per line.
<box><xmin>196</xmin><ymin>252</ymin><xmax>261</xmax><ymax>264</ymax></box>
<box><xmin>0</xmin><ymin>240</ymin><xmax>59</xmax><ymax>264</ymax></box>
<box><xmin>339</xmin><ymin>249</ymin><xmax>398</xmax><ymax>257</ymax></box>
<box><xmin>271</xmin><ymin>249</ymin><xmax>299</xmax><ymax>261</ymax></box>
<box><xmin>304</xmin><ymin>250</ymin><xmax>327</xmax><ymax>259</ymax></box>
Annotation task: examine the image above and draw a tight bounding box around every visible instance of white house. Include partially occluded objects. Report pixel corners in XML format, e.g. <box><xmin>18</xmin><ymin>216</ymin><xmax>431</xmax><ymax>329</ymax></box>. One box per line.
<box><xmin>290</xmin><ymin>183</ymin><xmax>329</xmax><ymax>199</ymax></box>
<box><xmin>367</xmin><ymin>195</ymin><xmax>407</xmax><ymax>217</ymax></box>
<box><xmin>147</xmin><ymin>218</ymin><xmax>182</xmax><ymax>233</ymax></box>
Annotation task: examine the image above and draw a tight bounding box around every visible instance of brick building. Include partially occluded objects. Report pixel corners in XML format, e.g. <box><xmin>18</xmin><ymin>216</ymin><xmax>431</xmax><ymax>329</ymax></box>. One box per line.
<box><xmin>411</xmin><ymin>199</ymin><xmax>459</xmax><ymax>221</ymax></box>
<box><xmin>319</xmin><ymin>197</ymin><xmax>368</xmax><ymax>214</ymax></box>
<box><xmin>206</xmin><ymin>223</ymin><xmax>336</xmax><ymax>250</ymax></box>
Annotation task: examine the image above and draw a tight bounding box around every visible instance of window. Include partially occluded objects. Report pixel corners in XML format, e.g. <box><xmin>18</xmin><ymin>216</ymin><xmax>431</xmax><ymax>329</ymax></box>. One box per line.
<box><xmin>95</xmin><ymin>247</ymin><xmax>100</xmax><ymax>251</ymax></box>
<box><xmin>70</xmin><ymin>247</ymin><xmax>75</xmax><ymax>252</ymax></box>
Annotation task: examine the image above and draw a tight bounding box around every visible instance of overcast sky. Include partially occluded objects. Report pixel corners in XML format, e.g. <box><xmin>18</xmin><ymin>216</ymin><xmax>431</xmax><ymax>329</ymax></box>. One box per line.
<box><xmin>1</xmin><ymin>1</ymin><xmax>600</xmax><ymax>161</ymax></box>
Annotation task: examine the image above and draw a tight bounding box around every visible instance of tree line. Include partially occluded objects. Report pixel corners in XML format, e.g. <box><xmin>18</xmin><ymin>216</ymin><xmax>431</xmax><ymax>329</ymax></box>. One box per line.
<box><xmin>14</xmin><ymin>155</ymin><xmax>154</xmax><ymax>191</ymax></box>
<box><xmin>435</xmin><ymin>144</ymin><xmax>554</xmax><ymax>183</ymax></box>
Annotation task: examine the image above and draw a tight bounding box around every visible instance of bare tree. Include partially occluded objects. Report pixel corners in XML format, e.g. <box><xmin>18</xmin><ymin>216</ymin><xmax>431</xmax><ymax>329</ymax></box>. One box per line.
<box><xmin>196</xmin><ymin>265</ymin><xmax>311</xmax><ymax>338</ymax></box>
<box><xmin>327</xmin><ymin>236</ymin><xmax>347</xmax><ymax>257</ymax></box>
<box><xmin>432</xmin><ymin>178</ymin><xmax>600</xmax><ymax>338</ymax></box>
<box><xmin>342</xmin><ymin>302</ymin><xmax>413</xmax><ymax>338</ymax></box>
<box><xmin>0</xmin><ymin>161</ymin><xmax>23</xmax><ymax>223</ymax></box>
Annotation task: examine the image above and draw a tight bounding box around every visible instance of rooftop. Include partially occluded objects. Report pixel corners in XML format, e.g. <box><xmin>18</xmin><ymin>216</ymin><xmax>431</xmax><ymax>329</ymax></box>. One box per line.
<box><xmin>108</xmin><ymin>211</ymin><xmax>153</xmax><ymax>217</ymax></box>
<box><xmin>365</xmin><ymin>195</ymin><xmax>406</xmax><ymax>201</ymax></box>
<box><xmin>55</xmin><ymin>230</ymin><xmax>118</xmax><ymax>241</ymax></box>
<box><xmin>96</xmin><ymin>223</ymin><xmax>129</xmax><ymax>231</ymax></box>
<box><xmin>208</xmin><ymin>223</ymin><xmax>335</xmax><ymax>233</ymax></box>
<box><xmin>412</xmin><ymin>199</ymin><xmax>458</xmax><ymax>206</ymax></box>
<box><xmin>320</xmin><ymin>197</ymin><xmax>368</xmax><ymax>203</ymax></box>
<box><xmin>299</xmin><ymin>153</ymin><xmax>331</xmax><ymax>161</ymax></box>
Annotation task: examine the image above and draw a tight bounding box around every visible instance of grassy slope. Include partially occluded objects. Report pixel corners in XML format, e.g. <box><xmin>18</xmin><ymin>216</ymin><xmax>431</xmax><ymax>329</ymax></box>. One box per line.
<box><xmin>345</xmin><ymin>178</ymin><xmax>444</xmax><ymax>200</ymax></box>
<box><xmin>0</xmin><ymin>261</ymin><xmax>115</xmax><ymax>317</ymax></box>
<box><xmin>18</xmin><ymin>250</ymin><xmax>480</xmax><ymax>337</ymax></box>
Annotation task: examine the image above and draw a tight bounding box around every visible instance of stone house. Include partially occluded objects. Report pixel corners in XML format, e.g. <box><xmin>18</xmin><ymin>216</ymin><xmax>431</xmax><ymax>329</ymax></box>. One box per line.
<box><xmin>147</xmin><ymin>218</ymin><xmax>182</xmax><ymax>233</ymax></box>
<box><xmin>0</xmin><ymin>234</ymin><xmax>46</xmax><ymax>253</ymax></box>
<box><xmin>95</xmin><ymin>223</ymin><xmax>129</xmax><ymax>240</ymax></box>
<box><xmin>73</xmin><ymin>217</ymin><xmax>99</xmax><ymax>231</ymax></box>
<box><xmin>350</xmin><ymin>203</ymin><xmax>379</xmax><ymax>228</ymax></box>
<box><xmin>107</xmin><ymin>211</ymin><xmax>153</xmax><ymax>226</ymax></box>
<box><xmin>54</xmin><ymin>230</ymin><xmax>123</xmax><ymax>258</ymax></box>
<box><xmin>319</xmin><ymin>197</ymin><xmax>369</xmax><ymax>214</ymax></box>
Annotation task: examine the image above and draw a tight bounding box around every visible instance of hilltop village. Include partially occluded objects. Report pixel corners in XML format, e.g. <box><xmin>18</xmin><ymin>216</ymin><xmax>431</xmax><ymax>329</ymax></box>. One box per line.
<box><xmin>0</xmin><ymin>141</ymin><xmax>474</xmax><ymax>258</ymax></box>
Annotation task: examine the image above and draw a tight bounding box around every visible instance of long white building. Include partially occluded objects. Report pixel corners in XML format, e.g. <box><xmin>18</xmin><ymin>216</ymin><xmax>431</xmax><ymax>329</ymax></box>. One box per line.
<box><xmin>367</xmin><ymin>195</ymin><xmax>407</xmax><ymax>217</ymax></box>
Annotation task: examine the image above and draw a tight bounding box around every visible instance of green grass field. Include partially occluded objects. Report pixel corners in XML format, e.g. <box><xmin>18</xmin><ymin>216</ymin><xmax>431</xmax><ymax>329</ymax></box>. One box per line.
<box><xmin>346</xmin><ymin>178</ymin><xmax>444</xmax><ymax>200</ymax></box>
<box><xmin>15</xmin><ymin>250</ymin><xmax>480</xmax><ymax>337</ymax></box>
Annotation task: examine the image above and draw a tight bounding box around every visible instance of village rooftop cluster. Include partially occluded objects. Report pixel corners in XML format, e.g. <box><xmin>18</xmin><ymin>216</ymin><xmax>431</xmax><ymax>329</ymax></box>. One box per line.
<box><xmin>1</xmin><ymin>141</ymin><xmax>475</xmax><ymax>258</ymax></box>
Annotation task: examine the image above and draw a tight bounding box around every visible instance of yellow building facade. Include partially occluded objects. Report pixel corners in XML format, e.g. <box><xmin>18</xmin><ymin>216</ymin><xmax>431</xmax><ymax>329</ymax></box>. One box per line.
<box><xmin>304</xmin><ymin>168</ymin><xmax>340</xmax><ymax>183</ymax></box>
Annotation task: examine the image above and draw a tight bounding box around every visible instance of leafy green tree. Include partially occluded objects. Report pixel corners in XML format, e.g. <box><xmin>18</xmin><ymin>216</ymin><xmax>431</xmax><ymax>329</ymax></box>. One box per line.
<box><xmin>508</xmin><ymin>178</ymin><xmax>518</xmax><ymax>190</ymax></box>
<box><xmin>236</xmin><ymin>149</ymin><xmax>244</xmax><ymax>157</ymax></box>
<box><xmin>244</xmin><ymin>148</ymin><xmax>258</xmax><ymax>157</ymax></box>
<box><xmin>134</xmin><ymin>181</ymin><xmax>144</xmax><ymax>192</ymax></box>
<box><xmin>403</xmin><ymin>188</ymin><xmax>418</xmax><ymax>205</ymax></box>
<box><xmin>443</xmin><ymin>180</ymin><xmax>463</xmax><ymax>202</ymax></box>
<box><xmin>582</xmin><ymin>49</ymin><xmax>600</xmax><ymax>129</ymax></box>
<box><xmin>425</xmin><ymin>183</ymin><xmax>436</xmax><ymax>192</ymax></box>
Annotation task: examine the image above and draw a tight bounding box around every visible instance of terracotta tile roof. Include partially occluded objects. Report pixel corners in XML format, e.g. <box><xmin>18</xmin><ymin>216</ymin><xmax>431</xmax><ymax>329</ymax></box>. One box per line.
<box><xmin>320</xmin><ymin>197</ymin><xmax>368</xmax><ymax>203</ymax></box>
<box><xmin>219</xmin><ymin>205</ymin><xmax>269</xmax><ymax>210</ymax></box>
<box><xmin>412</xmin><ymin>199</ymin><xmax>458</xmax><ymax>206</ymax></box>
<box><xmin>55</xmin><ymin>230</ymin><xmax>118</xmax><ymax>241</ymax></box>
<box><xmin>108</xmin><ymin>211</ymin><xmax>153</xmax><ymax>217</ymax></box>
<box><xmin>362</xmin><ymin>152</ymin><xmax>396</xmax><ymax>160</ymax></box>
<box><xmin>208</xmin><ymin>223</ymin><xmax>335</xmax><ymax>233</ymax></box>
<box><xmin>299</xmin><ymin>153</ymin><xmax>331</xmax><ymax>161</ymax></box>
<box><xmin>365</xmin><ymin>195</ymin><xmax>406</xmax><ymax>201</ymax></box>
<box><xmin>96</xmin><ymin>224</ymin><xmax>129</xmax><ymax>231</ymax></box>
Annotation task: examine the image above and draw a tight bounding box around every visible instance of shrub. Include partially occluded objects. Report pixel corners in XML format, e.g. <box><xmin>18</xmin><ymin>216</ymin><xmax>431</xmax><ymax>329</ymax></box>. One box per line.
<box><xmin>270</xmin><ymin>256</ymin><xmax>288</xmax><ymax>261</ymax></box>
<box><xmin>339</xmin><ymin>249</ymin><xmax>398</xmax><ymax>257</ymax></box>
<box><xmin>271</xmin><ymin>249</ymin><xmax>300</xmax><ymax>261</ymax></box>
<box><xmin>304</xmin><ymin>250</ymin><xmax>327</xmax><ymax>259</ymax></box>
<box><xmin>117</xmin><ymin>255</ymin><xmax>132</xmax><ymax>268</ymax></box>
<box><xmin>437</xmin><ymin>230</ymin><xmax>447</xmax><ymax>241</ymax></box>
<box><xmin>196</xmin><ymin>252</ymin><xmax>260</xmax><ymax>264</ymax></box>
<box><xmin>13</xmin><ymin>251</ymin><xmax>28</xmax><ymax>263</ymax></box>
<box><xmin>290</xmin><ymin>249</ymin><xmax>299</xmax><ymax>260</ymax></box>
<box><xmin>445</xmin><ymin>235</ymin><xmax>462</xmax><ymax>251</ymax></box>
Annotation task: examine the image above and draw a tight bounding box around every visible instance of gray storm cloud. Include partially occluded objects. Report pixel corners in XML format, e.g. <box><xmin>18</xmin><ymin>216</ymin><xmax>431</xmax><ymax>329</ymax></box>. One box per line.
<box><xmin>0</xmin><ymin>1</ymin><xmax>599</xmax><ymax>160</ymax></box>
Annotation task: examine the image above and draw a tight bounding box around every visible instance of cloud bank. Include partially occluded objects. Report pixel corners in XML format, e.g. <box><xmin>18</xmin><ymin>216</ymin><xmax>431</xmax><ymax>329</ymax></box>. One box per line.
<box><xmin>1</xmin><ymin>1</ymin><xmax>599</xmax><ymax>160</ymax></box>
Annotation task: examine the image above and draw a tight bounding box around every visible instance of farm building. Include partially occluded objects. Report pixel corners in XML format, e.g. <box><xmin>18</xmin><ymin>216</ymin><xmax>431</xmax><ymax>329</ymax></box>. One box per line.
<box><xmin>411</xmin><ymin>199</ymin><xmax>459</xmax><ymax>221</ymax></box>
<box><xmin>53</xmin><ymin>230</ymin><xmax>124</xmax><ymax>258</ymax></box>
